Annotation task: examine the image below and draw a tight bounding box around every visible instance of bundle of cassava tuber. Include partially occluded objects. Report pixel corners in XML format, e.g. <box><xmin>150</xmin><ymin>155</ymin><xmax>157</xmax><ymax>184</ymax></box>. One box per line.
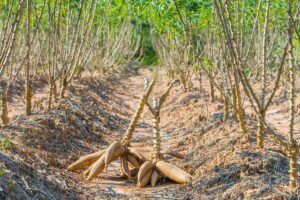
<box><xmin>67</xmin><ymin>76</ymin><xmax>192</xmax><ymax>187</ymax></box>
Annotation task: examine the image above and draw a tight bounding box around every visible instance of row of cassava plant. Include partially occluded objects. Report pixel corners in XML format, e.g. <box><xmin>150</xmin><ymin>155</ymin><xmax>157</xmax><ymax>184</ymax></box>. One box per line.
<box><xmin>140</xmin><ymin>0</ymin><xmax>300</xmax><ymax>189</ymax></box>
<box><xmin>211</xmin><ymin>0</ymin><xmax>299</xmax><ymax>189</ymax></box>
<box><xmin>0</xmin><ymin>0</ymin><xmax>142</xmax><ymax>126</ymax></box>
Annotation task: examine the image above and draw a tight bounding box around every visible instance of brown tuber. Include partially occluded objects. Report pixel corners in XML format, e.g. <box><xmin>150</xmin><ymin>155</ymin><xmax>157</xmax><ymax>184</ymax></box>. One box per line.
<box><xmin>67</xmin><ymin>149</ymin><xmax>105</xmax><ymax>171</ymax></box>
<box><xmin>156</xmin><ymin>160</ymin><xmax>192</xmax><ymax>184</ymax></box>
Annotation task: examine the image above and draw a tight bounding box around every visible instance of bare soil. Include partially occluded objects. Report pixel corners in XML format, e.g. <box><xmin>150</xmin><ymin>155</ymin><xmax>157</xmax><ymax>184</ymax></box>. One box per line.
<box><xmin>0</xmin><ymin>69</ymin><xmax>300</xmax><ymax>199</ymax></box>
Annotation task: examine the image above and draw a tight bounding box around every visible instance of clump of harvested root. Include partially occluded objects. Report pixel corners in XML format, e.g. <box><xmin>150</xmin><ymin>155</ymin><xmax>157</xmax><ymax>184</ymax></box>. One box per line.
<box><xmin>67</xmin><ymin>77</ymin><xmax>191</xmax><ymax>188</ymax></box>
<box><xmin>67</xmin><ymin>75</ymin><xmax>157</xmax><ymax>181</ymax></box>
<box><xmin>137</xmin><ymin>81</ymin><xmax>192</xmax><ymax>188</ymax></box>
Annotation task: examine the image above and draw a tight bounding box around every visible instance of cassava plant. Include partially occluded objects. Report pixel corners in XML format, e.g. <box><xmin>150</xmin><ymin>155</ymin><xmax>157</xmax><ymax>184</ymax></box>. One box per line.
<box><xmin>25</xmin><ymin>0</ymin><xmax>32</xmax><ymax>115</ymax></box>
<box><xmin>67</xmin><ymin>75</ymin><xmax>157</xmax><ymax>181</ymax></box>
<box><xmin>137</xmin><ymin>80</ymin><xmax>192</xmax><ymax>187</ymax></box>
<box><xmin>286</xmin><ymin>0</ymin><xmax>298</xmax><ymax>188</ymax></box>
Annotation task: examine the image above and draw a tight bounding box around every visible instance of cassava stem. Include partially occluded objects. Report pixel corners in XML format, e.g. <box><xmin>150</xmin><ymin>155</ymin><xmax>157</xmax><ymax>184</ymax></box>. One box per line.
<box><xmin>121</xmin><ymin>75</ymin><xmax>157</xmax><ymax>146</ymax></box>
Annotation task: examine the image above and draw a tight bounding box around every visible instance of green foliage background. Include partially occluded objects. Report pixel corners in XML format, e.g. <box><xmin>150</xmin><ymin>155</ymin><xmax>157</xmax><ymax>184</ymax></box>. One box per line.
<box><xmin>0</xmin><ymin>0</ymin><xmax>297</xmax><ymax>66</ymax></box>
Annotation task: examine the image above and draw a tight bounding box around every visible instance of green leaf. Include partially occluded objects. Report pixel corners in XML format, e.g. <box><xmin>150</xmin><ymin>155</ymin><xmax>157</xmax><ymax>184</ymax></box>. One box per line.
<box><xmin>0</xmin><ymin>138</ymin><xmax>13</xmax><ymax>150</ymax></box>
<box><xmin>0</xmin><ymin>169</ymin><xmax>6</xmax><ymax>176</ymax></box>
